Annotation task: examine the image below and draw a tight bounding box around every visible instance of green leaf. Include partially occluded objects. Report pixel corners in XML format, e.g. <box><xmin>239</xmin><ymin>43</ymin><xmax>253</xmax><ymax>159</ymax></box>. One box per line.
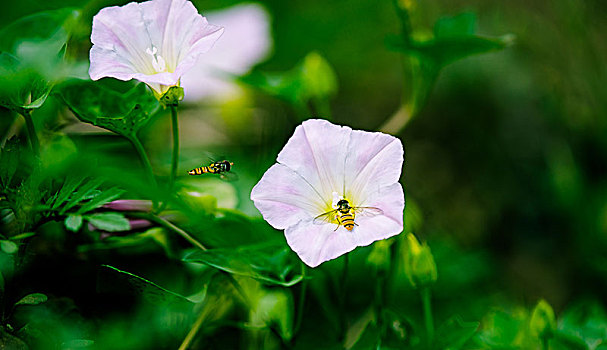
<box><xmin>558</xmin><ymin>301</ymin><xmax>607</xmax><ymax>350</ymax></box>
<box><xmin>435</xmin><ymin>316</ymin><xmax>479</xmax><ymax>350</ymax></box>
<box><xmin>50</xmin><ymin>175</ymin><xmax>84</xmax><ymax>211</ymax></box>
<box><xmin>86</xmin><ymin>212</ymin><xmax>130</xmax><ymax>232</ymax></box>
<box><xmin>0</xmin><ymin>8</ymin><xmax>78</xmax><ymax>53</ymax></box>
<box><xmin>240</xmin><ymin>51</ymin><xmax>338</xmax><ymax>109</ymax></box>
<box><xmin>0</xmin><ymin>9</ymin><xmax>80</xmax><ymax>111</ymax></box>
<box><xmin>473</xmin><ymin>309</ymin><xmax>528</xmax><ymax>348</ymax></box>
<box><xmin>249</xmin><ymin>289</ymin><xmax>294</xmax><ymax>341</ymax></box>
<box><xmin>434</xmin><ymin>12</ymin><xmax>476</xmax><ymax>38</ymax></box>
<box><xmin>9</xmin><ymin>232</ymin><xmax>36</xmax><ymax>240</ymax></box>
<box><xmin>59</xmin><ymin>178</ymin><xmax>103</xmax><ymax>215</ymax></box>
<box><xmin>0</xmin><ymin>138</ymin><xmax>21</xmax><ymax>188</ymax></box>
<box><xmin>300</xmin><ymin>51</ymin><xmax>338</xmax><ymax>100</ymax></box>
<box><xmin>98</xmin><ymin>265</ymin><xmax>196</xmax><ymax>306</ymax></box>
<box><xmin>15</xmin><ymin>293</ymin><xmax>48</xmax><ymax>306</ymax></box>
<box><xmin>64</xmin><ymin>215</ymin><xmax>83</xmax><ymax>232</ymax></box>
<box><xmin>76</xmin><ymin>187</ymin><xmax>125</xmax><ymax>215</ymax></box>
<box><xmin>0</xmin><ymin>240</ymin><xmax>18</xmax><ymax>254</ymax></box>
<box><xmin>57</xmin><ymin>80</ymin><xmax>160</xmax><ymax>138</ymax></box>
<box><xmin>183</xmin><ymin>242</ymin><xmax>304</xmax><ymax>287</ymax></box>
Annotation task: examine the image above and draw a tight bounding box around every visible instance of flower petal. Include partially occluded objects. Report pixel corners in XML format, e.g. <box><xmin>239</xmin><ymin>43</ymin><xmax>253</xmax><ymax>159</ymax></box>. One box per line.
<box><xmin>181</xmin><ymin>3</ymin><xmax>272</xmax><ymax>101</ymax></box>
<box><xmin>89</xmin><ymin>0</ymin><xmax>223</xmax><ymax>88</ymax></box>
<box><xmin>344</xmin><ymin>129</ymin><xmax>404</xmax><ymax>204</ymax></box>
<box><xmin>285</xmin><ymin>182</ymin><xmax>404</xmax><ymax>267</ymax></box>
<box><xmin>157</xmin><ymin>0</ymin><xmax>224</xmax><ymax>77</ymax></box>
<box><xmin>277</xmin><ymin>119</ymin><xmax>352</xmax><ymax>205</ymax></box>
<box><xmin>90</xmin><ymin>2</ymin><xmax>157</xmax><ymax>80</ymax></box>
<box><xmin>251</xmin><ymin>163</ymin><xmax>326</xmax><ymax>230</ymax></box>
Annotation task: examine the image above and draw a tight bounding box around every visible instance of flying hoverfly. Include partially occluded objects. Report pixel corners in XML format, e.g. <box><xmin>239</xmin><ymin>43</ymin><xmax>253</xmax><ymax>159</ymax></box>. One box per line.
<box><xmin>187</xmin><ymin>160</ymin><xmax>237</xmax><ymax>181</ymax></box>
<box><xmin>313</xmin><ymin>199</ymin><xmax>383</xmax><ymax>231</ymax></box>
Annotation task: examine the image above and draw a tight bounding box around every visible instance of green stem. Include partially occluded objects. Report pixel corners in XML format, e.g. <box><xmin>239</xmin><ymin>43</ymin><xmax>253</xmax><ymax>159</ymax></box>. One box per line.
<box><xmin>169</xmin><ymin>105</ymin><xmax>179</xmax><ymax>193</ymax></box>
<box><xmin>178</xmin><ymin>305</ymin><xmax>208</xmax><ymax>350</ymax></box>
<box><xmin>541</xmin><ymin>335</ymin><xmax>550</xmax><ymax>350</ymax></box>
<box><xmin>20</xmin><ymin>110</ymin><xmax>39</xmax><ymax>156</ymax></box>
<box><xmin>339</xmin><ymin>254</ymin><xmax>349</xmax><ymax>341</ymax></box>
<box><xmin>128</xmin><ymin>136</ymin><xmax>158</xmax><ymax>208</ymax></box>
<box><xmin>136</xmin><ymin>213</ymin><xmax>207</xmax><ymax>251</ymax></box>
<box><xmin>293</xmin><ymin>265</ymin><xmax>308</xmax><ymax>335</ymax></box>
<box><xmin>421</xmin><ymin>287</ymin><xmax>434</xmax><ymax>346</ymax></box>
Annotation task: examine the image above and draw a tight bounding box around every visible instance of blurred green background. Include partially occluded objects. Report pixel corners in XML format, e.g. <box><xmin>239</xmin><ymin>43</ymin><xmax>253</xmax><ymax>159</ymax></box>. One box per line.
<box><xmin>0</xmin><ymin>0</ymin><xmax>606</xmax><ymax>348</ymax></box>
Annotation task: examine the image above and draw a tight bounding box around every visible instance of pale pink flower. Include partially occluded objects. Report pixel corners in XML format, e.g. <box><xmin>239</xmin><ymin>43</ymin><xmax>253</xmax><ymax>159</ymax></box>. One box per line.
<box><xmin>251</xmin><ymin>119</ymin><xmax>405</xmax><ymax>267</ymax></box>
<box><xmin>89</xmin><ymin>0</ymin><xmax>223</xmax><ymax>97</ymax></box>
<box><xmin>181</xmin><ymin>3</ymin><xmax>272</xmax><ymax>101</ymax></box>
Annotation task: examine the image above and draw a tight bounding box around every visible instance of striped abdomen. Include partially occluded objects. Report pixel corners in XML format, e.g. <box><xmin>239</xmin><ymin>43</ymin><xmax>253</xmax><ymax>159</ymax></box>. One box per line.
<box><xmin>339</xmin><ymin>211</ymin><xmax>356</xmax><ymax>231</ymax></box>
<box><xmin>188</xmin><ymin>166</ymin><xmax>212</xmax><ymax>175</ymax></box>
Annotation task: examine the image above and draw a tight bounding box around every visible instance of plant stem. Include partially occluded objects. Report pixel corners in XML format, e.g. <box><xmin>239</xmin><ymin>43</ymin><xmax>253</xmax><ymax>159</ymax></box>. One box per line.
<box><xmin>178</xmin><ymin>306</ymin><xmax>208</xmax><ymax>350</ymax></box>
<box><xmin>421</xmin><ymin>287</ymin><xmax>434</xmax><ymax>346</ymax></box>
<box><xmin>20</xmin><ymin>110</ymin><xmax>39</xmax><ymax>156</ymax></box>
<box><xmin>140</xmin><ymin>213</ymin><xmax>207</xmax><ymax>251</ymax></box>
<box><xmin>169</xmin><ymin>104</ymin><xmax>179</xmax><ymax>193</ymax></box>
<box><xmin>128</xmin><ymin>136</ymin><xmax>159</xmax><ymax>208</ymax></box>
<box><xmin>339</xmin><ymin>253</ymin><xmax>349</xmax><ymax>341</ymax></box>
<box><xmin>541</xmin><ymin>335</ymin><xmax>550</xmax><ymax>350</ymax></box>
<box><xmin>293</xmin><ymin>265</ymin><xmax>308</xmax><ymax>335</ymax></box>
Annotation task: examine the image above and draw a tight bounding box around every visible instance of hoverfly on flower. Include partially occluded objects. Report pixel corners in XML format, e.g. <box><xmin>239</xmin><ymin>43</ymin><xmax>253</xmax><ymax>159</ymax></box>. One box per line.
<box><xmin>188</xmin><ymin>160</ymin><xmax>236</xmax><ymax>181</ymax></box>
<box><xmin>313</xmin><ymin>198</ymin><xmax>383</xmax><ymax>231</ymax></box>
<box><xmin>251</xmin><ymin>119</ymin><xmax>405</xmax><ymax>267</ymax></box>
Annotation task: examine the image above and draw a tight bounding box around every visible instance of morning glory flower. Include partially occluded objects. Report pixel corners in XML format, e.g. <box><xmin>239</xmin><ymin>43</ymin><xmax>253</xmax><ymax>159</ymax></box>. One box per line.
<box><xmin>251</xmin><ymin>119</ymin><xmax>405</xmax><ymax>267</ymax></box>
<box><xmin>89</xmin><ymin>0</ymin><xmax>224</xmax><ymax>97</ymax></box>
<box><xmin>181</xmin><ymin>3</ymin><xmax>272</xmax><ymax>101</ymax></box>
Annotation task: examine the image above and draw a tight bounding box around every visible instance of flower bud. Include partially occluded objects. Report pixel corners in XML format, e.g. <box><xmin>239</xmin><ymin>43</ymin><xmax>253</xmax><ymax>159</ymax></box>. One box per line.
<box><xmin>159</xmin><ymin>86</ymin><xmax>184</xmax><ymax>106</ymax></box>
<box><xmin>403</xmin><ymin>233</ymin><xmax>437</xmax><ymax>288</ymax></box>
<box><xmin>529</xmin><ymin>299</ymin><xmax>556</xmax><ymax>339</ymax></box>
<box><xmin>103</xmin><ymin>200</ymin><xmax>153</xmax><ymax>212</ymax></box>
<box><xmin>367</xmin><ymin>239</ymin><xmax>393</xmax><ymax>271</ymax></box>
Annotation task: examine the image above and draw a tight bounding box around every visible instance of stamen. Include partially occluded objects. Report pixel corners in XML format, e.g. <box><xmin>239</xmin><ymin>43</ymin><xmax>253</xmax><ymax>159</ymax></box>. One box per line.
<box><xmin>145</xmin><ymin>46</ymin><xmax>167</xmax><ymax>73</ymax></box>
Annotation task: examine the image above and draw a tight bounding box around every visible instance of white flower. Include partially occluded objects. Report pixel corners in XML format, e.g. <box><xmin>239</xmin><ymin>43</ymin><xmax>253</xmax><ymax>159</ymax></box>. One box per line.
<box><xmin>251</xmin><ymin>119</ymin><xmax>405</xmax><ymax>267</ymax></box>
<box><xmin>89</xmin><ymin>0</ymin><xmax>223</xmax><ymax>97</ymax></box>
<box><xmin>181</xmin><ymin>3</ymin><xmax>272</xmax><ymax>101</ymax></box>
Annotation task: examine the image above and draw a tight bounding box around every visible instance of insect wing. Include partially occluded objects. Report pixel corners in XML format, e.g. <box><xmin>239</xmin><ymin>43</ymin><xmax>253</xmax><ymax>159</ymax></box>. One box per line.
<box><xmin>313</xmin><ymin>210</ymin><xmax>338</xmax><ymax>225</ymax></box>
<box><xmin>353</xmin><ymin>206</ymin><xmax>383</xmax><ymax>217</ymax></box>
<box><xmin>219</xmin><ymin>171</ymin><xmax>239</xmax><ymax>182</ymax></box>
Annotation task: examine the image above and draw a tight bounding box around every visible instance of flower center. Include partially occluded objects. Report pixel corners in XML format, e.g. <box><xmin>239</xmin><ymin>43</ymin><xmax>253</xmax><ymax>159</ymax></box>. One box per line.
<box><xmin>145</xmin><ymin>46</ymin><xmax>167</xmax><ymax>73</ymax></box>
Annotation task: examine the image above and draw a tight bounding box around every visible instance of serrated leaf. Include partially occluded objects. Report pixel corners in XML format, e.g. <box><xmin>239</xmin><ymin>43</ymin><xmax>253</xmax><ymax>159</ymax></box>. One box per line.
<box><xmin>0</xmin><ymin>241</ymin><xmax>18</xmax><ymax>254</ymax></box>
<box><xmin>50</xmin><ymin>175</ymin><xmax>85</xmax><ymax>210</ymax></box>
<box><xmin>57</xmin><ymin>80</ymin><xmax>160</xmax><ymax>138</ymax></box>
<box><xmin>86</xmin><ymin>212</ymin><xmax>130</xmax><ymax>232</ymax></box>
<box><xmin>15</xmin><ymin>293</ymin><xmax>47</xmax><ymax>306</ymax></box>
<box><xmin>183</xmin><ymin>242</ymin><xmax>304</xmax><ymax>287</ymax></box>
<box><xmin>59</xmin><ymin>178</ymin><xmax>103</xmax><ymax>215</ymax></box>
<box><xmin>76</xmin><ymin>187</ymin><xmax>125</xmax><ymax>215</ymax></box>
<box><xmin>98</xmin><ymin>265</ymin><xmax>196</xmax><ymax>306</ymax></box>
<box><xmin>64</xmin><ymin>215</ymin><xmax>82</xmax><ymax>232</ymax></box>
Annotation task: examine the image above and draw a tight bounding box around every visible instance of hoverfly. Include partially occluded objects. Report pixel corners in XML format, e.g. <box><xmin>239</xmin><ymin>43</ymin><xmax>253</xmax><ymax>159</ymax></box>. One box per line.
<box><xmin>187</xmin><ymin>160</ymin><xmax>236</xmax><ymax>181</ymax></box>
<box><xmin>313</xmin><ymin>199</ymin><xmax>383</xmax><ymax>231</ymax></box>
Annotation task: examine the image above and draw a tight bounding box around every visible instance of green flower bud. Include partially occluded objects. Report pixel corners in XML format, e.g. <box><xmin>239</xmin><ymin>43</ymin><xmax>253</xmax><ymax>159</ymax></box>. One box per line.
<box><xmin>529</xmin><ymin>299</ymin><xmax>556</xmax><ymax>339</ymax></box>
<box><xmin>403</xmin><ymin>233</ymin><xmax>437</xmax><ymax>288</ymax></box>
<box><xmin>159</xmin><ymin>86</ymin><xmax>184</xmax><ymax>107</ymax></box>
<box><xmin>367</xmin><ymin>239</ymin><xmax>393</xmax><ymax>270</ymax></box>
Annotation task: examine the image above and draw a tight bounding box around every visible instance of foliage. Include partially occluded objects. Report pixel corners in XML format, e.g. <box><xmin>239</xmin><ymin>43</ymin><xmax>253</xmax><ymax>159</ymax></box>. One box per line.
<box><xmin>0</xmin><ymin>0</ymin><xmax>603</xmax><ymax>349</ymax></box>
